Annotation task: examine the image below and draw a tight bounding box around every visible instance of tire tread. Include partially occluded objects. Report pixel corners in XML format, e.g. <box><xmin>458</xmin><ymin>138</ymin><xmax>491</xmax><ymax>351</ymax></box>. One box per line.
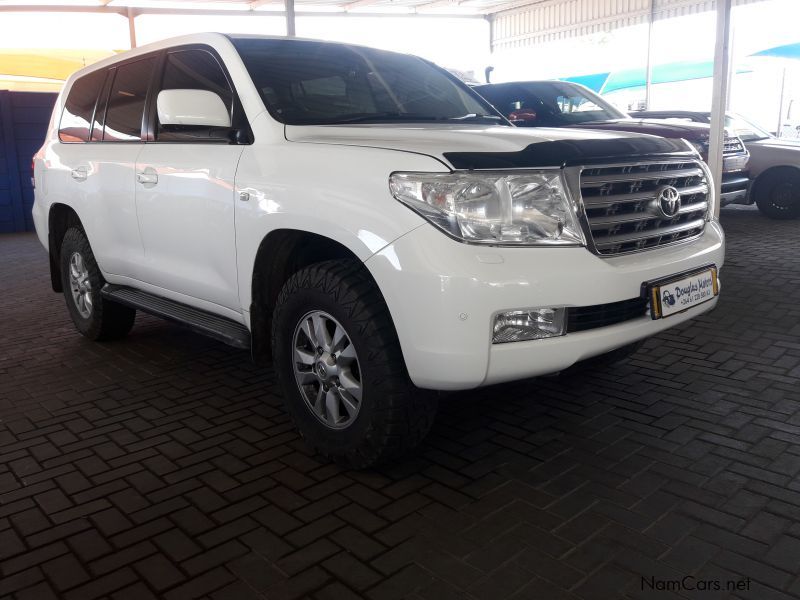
<box><xmin>60</xmin><ymin>227</ymin><xmax>136</xmax><ymax>341</ymax></box>
<box><xmin>272</xmin><ymin>259</ymin><xmax>436</xmax><ymax>468</ymax></box>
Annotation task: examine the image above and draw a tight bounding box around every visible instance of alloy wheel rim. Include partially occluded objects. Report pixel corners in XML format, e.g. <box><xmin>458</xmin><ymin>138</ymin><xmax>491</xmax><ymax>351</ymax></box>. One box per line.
<box><xmin>68</xmin><ymin>251</ymin><xmax>93</xmax><ymax>319</ymax></box>
<box><xmin>292</xmin><ymin>310</ymin><xmax>363</xmax><ymax>430</ymax></box>
<box><xmin>771</xmin><ymin>182</ymin><xmax>797</xmax><ymax>211</ymax></box>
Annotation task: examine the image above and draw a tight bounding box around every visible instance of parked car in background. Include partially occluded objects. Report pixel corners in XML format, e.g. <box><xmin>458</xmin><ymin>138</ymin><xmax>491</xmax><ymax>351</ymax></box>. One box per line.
<box><xmin>631</xmin><ymin>110</ymin><xmax>800</xmax><ymax>219</ymax></box>
<box><xmin>473</xmin><ymin>81</ymin><xmax>751</xmax><ymax>207</ymax></box>
<box><xmin>34</xmin><ymin>34</ymin><xmax>725</xmax><ymax>467</ymax></box>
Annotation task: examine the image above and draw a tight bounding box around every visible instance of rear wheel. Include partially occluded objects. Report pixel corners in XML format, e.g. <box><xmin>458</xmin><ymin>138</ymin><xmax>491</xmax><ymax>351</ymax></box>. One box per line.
<box><xmin>59</xmin><ymin>227</ymin><xmax>136</xmax><ymax>341</ymax></box>
<box><xmin>272</xmin><ymin>260</ymin><xmax>437</xmax><ymax>468</ymax></box>
<box><xmin>754</xmin><ymin>168</ymin><xmax>800</xmax><ymax>219</ymax></box>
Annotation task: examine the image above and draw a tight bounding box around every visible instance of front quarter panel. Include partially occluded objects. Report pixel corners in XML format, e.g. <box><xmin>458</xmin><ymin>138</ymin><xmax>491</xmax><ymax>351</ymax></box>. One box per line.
<box><xmin>234</xmin><ymin>137</ymin><xmax>447</xmax><ymax>309</ymax></box>
<box><xmin>745</xmin><ymin>140</ymin><xmax>800</xmax><ymax>179</ymax></box>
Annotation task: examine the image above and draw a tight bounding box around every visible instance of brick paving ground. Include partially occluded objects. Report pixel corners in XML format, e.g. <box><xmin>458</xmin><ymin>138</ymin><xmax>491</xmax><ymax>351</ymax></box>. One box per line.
<box><xmin>1</xmin><ymin>205</ymin><xmax>799</xmax><ymax>600</ymax></box>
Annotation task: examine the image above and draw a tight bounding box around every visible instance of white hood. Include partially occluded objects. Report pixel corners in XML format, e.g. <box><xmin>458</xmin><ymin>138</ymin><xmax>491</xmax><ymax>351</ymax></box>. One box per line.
<box><xmin>284</xmin><ymin>123</ymin><xmax>666</xmax><ymax>167</ymax></box>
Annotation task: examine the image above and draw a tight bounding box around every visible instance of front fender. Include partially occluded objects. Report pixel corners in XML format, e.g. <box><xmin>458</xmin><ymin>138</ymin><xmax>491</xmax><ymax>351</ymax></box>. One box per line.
<box><xmin>234</xmin><ymin>141</ymin><xmax>447</xmax><ymax>309</ymax></box>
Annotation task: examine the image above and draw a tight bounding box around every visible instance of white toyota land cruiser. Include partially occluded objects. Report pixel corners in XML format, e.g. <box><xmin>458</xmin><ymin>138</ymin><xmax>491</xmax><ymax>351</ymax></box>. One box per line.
<box><xmin>33</xmin><ymin>34</ymin><xmax>724</xmax><ymax>467</ymax></box>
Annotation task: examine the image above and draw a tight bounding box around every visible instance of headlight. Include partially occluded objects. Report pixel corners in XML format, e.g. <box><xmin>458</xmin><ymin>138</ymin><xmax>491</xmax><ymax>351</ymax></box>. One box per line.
<box><xmin>389</xmin><ymin>171</ymin><xmax>584</xmax><ymax>246</ymax></box>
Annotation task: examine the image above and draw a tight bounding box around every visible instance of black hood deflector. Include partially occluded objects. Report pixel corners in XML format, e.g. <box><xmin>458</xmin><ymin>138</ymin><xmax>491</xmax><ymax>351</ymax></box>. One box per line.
<box><xmin>444</xmin><ymin>135</ymin><xmax>692</xmax><ymax>170</ymax></box>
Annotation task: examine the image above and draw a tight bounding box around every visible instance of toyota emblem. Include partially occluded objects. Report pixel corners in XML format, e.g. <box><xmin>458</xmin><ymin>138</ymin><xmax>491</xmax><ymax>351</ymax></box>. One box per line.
<box><xmin>657</xmin><ymin>186</ymin><xmax>681</xmax><ymax>217</ymax></box>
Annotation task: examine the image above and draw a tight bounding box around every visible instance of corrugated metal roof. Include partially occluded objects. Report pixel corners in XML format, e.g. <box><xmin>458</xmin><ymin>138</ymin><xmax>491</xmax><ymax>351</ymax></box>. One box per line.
<box><xmin>0</xmin><ymin>0</ymin><xmax>513</xmax><ymax>15</ymax></box>
<box><xmin>0</xmin><ymin>0</ymin><xmax>767</xmax><ymax>18</ymax></box>
<box><xmin>491</xmin><ymin>0</ymin><xmax>767</xmax><ymax>51</ymax></box>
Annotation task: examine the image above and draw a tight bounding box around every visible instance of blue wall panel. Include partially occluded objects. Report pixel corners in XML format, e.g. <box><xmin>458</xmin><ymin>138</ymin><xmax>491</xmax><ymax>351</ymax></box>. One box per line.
<box><xmin>0</xmin><ymin>90</ymin><xmax>58</xmax><ymax>233</ymax></box>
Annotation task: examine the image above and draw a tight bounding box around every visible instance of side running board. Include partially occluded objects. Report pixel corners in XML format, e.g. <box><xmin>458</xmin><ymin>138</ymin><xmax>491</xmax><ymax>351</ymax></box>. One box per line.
<box><xmin>101</xmin><ymin>284</ymin><xmax>251</xmax><ymax>349</ymax></box>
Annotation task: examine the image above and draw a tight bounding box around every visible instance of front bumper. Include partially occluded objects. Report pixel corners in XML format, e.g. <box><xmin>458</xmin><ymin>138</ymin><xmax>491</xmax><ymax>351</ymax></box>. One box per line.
<box><xmin>720</xmin><ymin>172</ymin><xmax>750</xmax><ymax>206</ymax></box>
<box><xmin>365</xmin><ymin>220</ymin><xmax>725</xmax><ymax>390</ymax></box>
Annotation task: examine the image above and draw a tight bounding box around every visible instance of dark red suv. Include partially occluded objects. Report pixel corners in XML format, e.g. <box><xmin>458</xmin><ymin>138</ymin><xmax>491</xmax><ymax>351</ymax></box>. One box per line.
<box><xmin>473</xmin><ymin>80</ymin><xmax>750</xmax><ymax>206</ymax></box>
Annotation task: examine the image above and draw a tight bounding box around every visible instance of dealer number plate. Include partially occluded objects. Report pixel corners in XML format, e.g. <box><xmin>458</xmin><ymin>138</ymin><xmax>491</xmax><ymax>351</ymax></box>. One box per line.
<box><xmin>650</xmin><ymin>267</ymin><xmax>718</xmax><ymax>319</ymax></box>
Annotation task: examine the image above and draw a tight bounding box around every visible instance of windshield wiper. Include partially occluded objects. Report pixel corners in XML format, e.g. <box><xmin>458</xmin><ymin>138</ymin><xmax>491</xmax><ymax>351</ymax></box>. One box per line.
<box><xmin>321</xmin><ymin>112</ymin><xmax>505</xmax><ymax>125</ymax></box>
<box><xmin>323</xmin><ymin>112</ymin><xmax>441</xmax><ymax>125</ymax></box>
<box><xmin>447</xmin><ymin>113</ymin><xmax>504</xmax><ymax>122</ymax></box>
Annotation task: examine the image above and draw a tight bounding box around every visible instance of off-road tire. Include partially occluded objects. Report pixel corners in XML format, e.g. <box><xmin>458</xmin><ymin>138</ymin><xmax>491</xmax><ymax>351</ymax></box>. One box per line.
<box><xmin>272</xmin><ymin>260</ymin><xmax>437</xmax><ymax>468</ymax></box>
<box><xmin>754</xmin><ymin>168</ymin><xmax>800</xmax><ymax>219</ymax></box>
<box><xmin>60</xmin><ymin>227</ymin><xmax>136</xmax><ymax>341</ymax></box>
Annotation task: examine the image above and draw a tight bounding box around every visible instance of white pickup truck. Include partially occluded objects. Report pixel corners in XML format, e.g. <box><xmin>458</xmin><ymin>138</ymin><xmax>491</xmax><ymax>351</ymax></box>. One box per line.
<box><xmin>33</xmin><ymin>34</ymin><xmax>724</xmax><ymax>467</ymax></box>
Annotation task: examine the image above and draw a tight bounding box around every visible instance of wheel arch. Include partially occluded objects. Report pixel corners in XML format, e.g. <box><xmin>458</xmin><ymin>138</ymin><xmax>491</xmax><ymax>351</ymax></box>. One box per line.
<box><xmin>249</xmin><ymin>229</ymin><xmax>385</xmax><ymax>364</ymax></box>
<box><xmin>47</xmin><ymin>203</ymin><xmax>84</xmax><ymax>293</ymax></box>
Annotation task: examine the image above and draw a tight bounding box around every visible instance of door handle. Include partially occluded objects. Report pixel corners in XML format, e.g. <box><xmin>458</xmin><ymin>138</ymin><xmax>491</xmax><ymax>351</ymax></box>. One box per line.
<box><xmin>71</xmin><ymin>167</ymin><xmax>88</xmax><ymax>182</ymax></box>
<box><xmin>136</xmin><ymin>170</ymin><xmax>158</xmax><ymax>185</ymax></box>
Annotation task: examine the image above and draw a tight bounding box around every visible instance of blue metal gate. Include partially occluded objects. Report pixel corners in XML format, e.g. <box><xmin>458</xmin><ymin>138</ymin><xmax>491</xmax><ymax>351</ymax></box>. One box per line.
<box><xmin>0</xmin><ymin>91</ymin><xmax>58</xmax><ymax>233</ymax></box>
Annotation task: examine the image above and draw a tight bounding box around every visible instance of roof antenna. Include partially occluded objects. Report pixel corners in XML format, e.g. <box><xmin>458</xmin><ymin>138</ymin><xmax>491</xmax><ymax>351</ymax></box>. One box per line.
<box><xmin>484</xmin><ymin>66</ymin><xmax>494</xmax><ymax>84</ymax></box>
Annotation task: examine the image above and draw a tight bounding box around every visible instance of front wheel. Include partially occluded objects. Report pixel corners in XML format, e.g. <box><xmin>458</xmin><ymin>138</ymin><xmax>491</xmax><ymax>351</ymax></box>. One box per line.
<box><xmin>271</xmin><ymin>260</ymin><xmax>437</xmax><ymax>468</ymax></box>
<box><xmin>754</xmin><ymin>168</ymin><xmax>800</xmax><ymax>219</ymax></box>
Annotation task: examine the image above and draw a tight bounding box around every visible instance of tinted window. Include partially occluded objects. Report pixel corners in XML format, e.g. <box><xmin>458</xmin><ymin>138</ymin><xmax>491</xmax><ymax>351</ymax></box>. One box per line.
<box><xmin>232</xmin><ymin>38</ymin><xmax>502</xmax><ymax>126</ymax></box>
<box><xmin>103</xmin><ymin>57</ymin><xmax>155</xmax><ymax>142</ymax></box>
<box><xmin>157</xmin><ymin>49</ymin><xmax>233</xmax><ymax>141</ymax></box>
<box><xmin>475</xmin><ymin>82</ymin><xmax>627</xmax><ymax>127</ymax></box>
<box><xmin>59</xmin><ymin>69</ymin><xmax>106</xmax><ymax>143</ymax></box>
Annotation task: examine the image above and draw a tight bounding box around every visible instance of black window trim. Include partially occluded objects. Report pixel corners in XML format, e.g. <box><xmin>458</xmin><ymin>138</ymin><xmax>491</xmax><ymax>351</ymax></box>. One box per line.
<box><xmin>91</xmin><ymin>68</ymin><xmax>113</xmax><ymax>142</ymax></box>
<box><xmin>145</xmin><ymin>43</ymin><xmax>253</xmax><ymax>145</ymax></box>
<box><xmin>99</xmin><ymin>52</ymin><xmax>161</xmax><ymax>144</ymax></box>
<box><xmin>58</xmin><ymin>46</ymin><xmax>252</xmax><ymax>145</ymax></box>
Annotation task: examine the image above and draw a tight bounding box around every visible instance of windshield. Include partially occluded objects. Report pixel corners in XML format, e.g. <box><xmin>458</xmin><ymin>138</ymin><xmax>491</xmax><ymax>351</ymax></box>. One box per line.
<box><xmin>726</xmin><ymin>114</ymin><xmax>772</xmax><ymax>142</ymax></box>
<box><xmin>231</xmin><ymin>38</ymin><xmax>504</xmax><ymax>126</ymax></box>
<box><xmin>473</xmin><ymin>81</ymin><xmax>628</xmax><ymax>127</ymax></box>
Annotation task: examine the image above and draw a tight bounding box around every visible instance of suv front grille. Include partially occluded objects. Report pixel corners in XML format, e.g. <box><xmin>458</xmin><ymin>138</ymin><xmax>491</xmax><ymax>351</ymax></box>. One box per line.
<box><xmin>724</xmin><ymin>136</ymin><xmax>745</xmax><ymax>153</ymax></box>
<box><xmin>580</xmin><ymin>160</ymin><xmax>709</xmax><ymax>255</ymax></box>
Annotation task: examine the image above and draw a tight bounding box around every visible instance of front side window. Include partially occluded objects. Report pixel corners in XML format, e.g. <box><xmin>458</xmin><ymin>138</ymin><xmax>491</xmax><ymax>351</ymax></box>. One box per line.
<box><xmin>103</xmin><ymin>57</ymin><xmax>156</xmax><ymax>142</ymax></box>
<box><xmin>157</xmin><ymin>48</ymin><xmax>234</xmax><ymax>141</ymax></box>
<box><xmin>59</xmin><ymin>69</ymin><xmax>106</xmax><ymax>143</ymax></box>
<box><xmin>232</xmin><ymin>38</ymin><xmax>502</xmax><ymax>126</ymax></box>
<box><xmin>475</xmin><ymin>82</ymin><xmax>627</xmax><ymax>127</ymax></box>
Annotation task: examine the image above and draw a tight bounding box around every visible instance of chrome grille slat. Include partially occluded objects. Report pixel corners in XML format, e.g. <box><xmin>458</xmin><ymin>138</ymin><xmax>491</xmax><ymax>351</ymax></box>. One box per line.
<box><xmin>589</xmin><ymin>201</ymin><xmax>709</xmax><ymax>227</ymax></box>
<box><xmin>724</xmin><ymin>136</ymin><xmax>745</xmax><ymax>153</ymax></box>
<box><xmin>580</xmin><ymin>160</ymin><xmax>709</xmax><ymax>256</ymax></box>
<box><xmin>582</xmin><ymin>183</ymin><xmax>708</xmax><ymax>207</ymax></box>
<box><xmin>581</xmin><ymin>167</ymin><xmax>703</xmax><ymax>186</ymax></box>
<box><xmin>593</xmin><ymin>218</ymin><xmax>706</xmax><ymax>248</ymax></box>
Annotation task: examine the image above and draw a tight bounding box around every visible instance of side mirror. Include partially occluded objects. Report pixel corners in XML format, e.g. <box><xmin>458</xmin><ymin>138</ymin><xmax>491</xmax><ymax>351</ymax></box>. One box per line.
<box><xmin>508</xmin><ymin>109</ymin><xmax>537</xmax><ymax>124</ymax></box>
<box><xmin>157</xmin><ymin>89</ymin><xmax>231</xmax><ymax>128</ymax></box>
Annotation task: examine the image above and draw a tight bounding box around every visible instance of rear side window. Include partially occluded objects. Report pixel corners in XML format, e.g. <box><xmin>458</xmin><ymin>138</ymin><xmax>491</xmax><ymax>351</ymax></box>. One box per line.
<box><xmin>59</xmin><ymin>69</ymin><xmax>106</xmax><ymax>143</ymax></box>
<box><xmin>103</xmin><ymin>57</ymin><xmax>156</xmax><ymax>142</ymax></box>
<box><xmin>156</xmin><ymin>48</ymin><xmax>234</xmax><ymax>141</ymax></box>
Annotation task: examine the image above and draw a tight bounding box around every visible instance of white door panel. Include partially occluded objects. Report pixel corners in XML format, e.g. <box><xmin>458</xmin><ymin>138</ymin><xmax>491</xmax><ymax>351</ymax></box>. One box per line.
<box><xmin>134</xmin><ymin>144</ymin><xmax>244</xmax><ymax>311</ymax></box>
<box><xmin>50</xmin><ymin>142</ymin><xmax>145</xmax><ymax>277</ymax></box>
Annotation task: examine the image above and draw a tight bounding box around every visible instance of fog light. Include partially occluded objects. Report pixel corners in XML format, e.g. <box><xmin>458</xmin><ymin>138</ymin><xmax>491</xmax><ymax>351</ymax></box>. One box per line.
<box><xmin>492</xmin><ymin>308</ymin><xmax>566</xmax><ymax>344</ymax></box>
